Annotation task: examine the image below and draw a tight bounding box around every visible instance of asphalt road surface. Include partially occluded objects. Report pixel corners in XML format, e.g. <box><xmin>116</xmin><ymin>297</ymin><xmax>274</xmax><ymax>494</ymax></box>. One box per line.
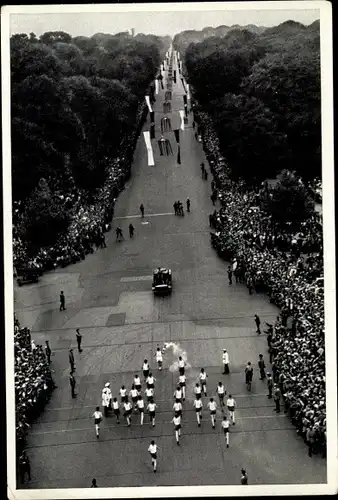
<box><xmin>15</xmin><ymin>57</ymin><xmax>326</xmax><ymax>489</ymax></box>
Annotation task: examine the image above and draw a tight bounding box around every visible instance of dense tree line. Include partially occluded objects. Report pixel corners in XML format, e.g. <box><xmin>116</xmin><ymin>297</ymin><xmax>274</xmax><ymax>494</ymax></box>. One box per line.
<box><xmin>11</xmin><ymin>30</ymin><xmax>170</xmax><ymax>250</ymax></box>
<box><xmin>174</xmin><ymin>21</ymin><xmax>320</xmax><ymax>184</ymax></box>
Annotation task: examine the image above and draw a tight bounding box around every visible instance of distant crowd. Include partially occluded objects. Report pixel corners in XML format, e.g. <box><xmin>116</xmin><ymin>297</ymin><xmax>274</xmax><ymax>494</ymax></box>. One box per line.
<box><xmin>193</xmin><ymin>104</ymin><xmax>326</xmax><ymax>456</ymax></box>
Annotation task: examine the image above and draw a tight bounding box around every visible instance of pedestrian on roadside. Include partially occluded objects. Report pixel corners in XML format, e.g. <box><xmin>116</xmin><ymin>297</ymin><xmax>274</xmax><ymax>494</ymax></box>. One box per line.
<box><xmin>209</xmin><ymin>214</ymin><xmax>213</xmax><ymax>228</ymax></box>
<box><xmin>76</xmin><ymin>328</ymin><xmax>82</xmax><ymax>352</ymax></box>
<box><xmin>211</xmin><ymin>192</ymin><xmax>217</xmax><ymax>205</ymax></box>
<box><xmin>226</xmin><ymin>394</ymin><xmax>236</xmax><ymax>425</ymax></box>
<box><xmin>204</xmin><ymin>170</ymin><xmax>208</xmax><ymax>181</ymax></box>
<box><xmin>147</xmin><ymin>400</ymin><xmax>157</xmax><ymax>427</ymax></box>
<box><xmin>69</xmin><ymin>348</ymin><xmax>75</xmax><ymax>373</ymax></box>
<box><xmin>100</xmin><ymin>233</ymin><xmax>106</xmax><ymax>248</ymax></box>
<box><xmin>217</xmin><ymin>381</ymin><xmax>226</xmax><ymax>407</ymax></box>
<box><xmin>44</xmin><ymin>340</ymin><xmax>51</xmax><ymax>364</ymax></box>
<box><xmin>137</xmin><ymin>395</ymin><xmax>145</xmax><ymax>425</ymax></box>
<box><xmin>112</xmin><ymin>397</ymin><xmax>120</xmax><ymax>424</ymax></box>
<box><xmin>193</xmin><ymin>397</ymin><xmax>203</xmax><ymax>426</ymax></box>
<box><xmin>148</xmin><ymin>440</ymin><xmax>158</xmax><ymax>472</ymax></box>
<box><xmin>186</xmin><ymin>198</ymin><xmax>191</xmax><ymax>212</ymax></box>
<box><xmin>201</xmin><ymin>162</ymin><xmax>205</xmax><ymax>176</ymax></box>
<box><xmin>178</xmin><ymin>373</ymin><xmax>186</xmax><ymax>400</ymax></box>
<box><xmin>129</xmin><ymin>223</ymin><xmax>135</xmax><ymax>238</ymax></box>
<box><xmin>92</xmin><ymin>406</ymin><xmax>103</xmax><ymax>438</ymax></box>
<box><xmin>254</xmin><ymin>314</ymin><xmax>261</xmax><ymax>334</ymax></box>
<box><xmin>227</xmin><ymin>266</ymin><xmax>233</xmax><ymax>285</ymax></box>
<box><xmin>140</xmin><ymin>204</ymin><xmax>145</xmax><ymax>217</ymax></box>
<box><xmin>222</xmin><ymin>416</ymin><xmax>230</xmax><ymax>447</ymax></box>
<box><xmin>123</xmin><ymin>397</ymin><xmax>132</xmax><ymax>426</ymax></box>
<box><xmin>142</xmin><ymin>359</ymin><xmax>150</xmax><ymax>380</ymax></box>
<box><xmin>307</xmin><ymin>426</ymin><xmax>315</xmax><ymax>457</ymax></box>
<box><xmin>59</xmin><ymin>290</ymin><xmax>66</xmax><ymax>311</ymax></box>
<box><xmin>172</xmin><ymin>414</ymin><xmax>181</xmax><ymax>445</ymax></box>
<box><xmin>155</xmin><ymin>347</ymin><xmax>163</xmax><ymax>370</ymax></box>
<box><xmin>222</xmin><ymin>349</ymin><xmax>230</xmax><ymax>374</ymax></box>
<box><xmin>199</xmin><ymin>368</ymin><xmax>208</xmax><ymax>395</ymax></box>
<box><xmin>273</xmin><ymin>384</ymin><xmax>281</xmax><ymax>413</ymax></box>
<box><xmin>241</xmin><ymin>468</ymin><xmax>248</xmax><ymax>485</ymax></box>
<box><xmin>18</xmin><ymin>451</ymin><xmax>31</xmax><ymax>484</ymax></box>
<box><xmin>173</xmin><ymin>201</ymin><xmax>178</xmax><ymax>215</ymax></box>
<box><xmin>91</xmin><ymin>478</ymin><xmax>97</xmax><ymax>487</ymax></box>
<box><xmin>207</xmin><ymin>397</ymin><xmax>217</xmax><ymax>429</ymax></box>
<box><xmin>258</xmin><ymin>354</ymin><xmax>266</xmax><ymax>380</ymax></box>
<box><xmin>69</xmin><ymin>372</ymin><xmax>76</xmax><ymax>398</ymax></box>
<box><xmin>266</xmin><ymin>373</ymin><xmax>273</xmax><ymax>399</ymax></box>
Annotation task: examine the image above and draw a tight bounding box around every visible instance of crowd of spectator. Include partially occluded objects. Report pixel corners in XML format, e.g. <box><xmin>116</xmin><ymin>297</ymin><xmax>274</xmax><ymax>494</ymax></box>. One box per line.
<box><xmin>14</xmin><ymin>315</ymin><xmax>56</xmax><ymax>456</ymax></box>
<box><xmin>193</xmin><ymin>104</ymin><xmax>326</xmax><ymax>456</ymax></box>
<box><xmin>13</xmin><ymin>101</ymin><xmax>149</xmax><ymax>274</ymax></box>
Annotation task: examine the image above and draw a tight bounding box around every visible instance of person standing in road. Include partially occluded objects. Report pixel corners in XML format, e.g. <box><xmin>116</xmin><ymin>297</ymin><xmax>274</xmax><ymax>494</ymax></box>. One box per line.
<box><xmin>172</xmin><ymin>414</ymin><xmax>182</xmax><ymax>445</ymax></box>
<box><xmin>137</xmin><ymin>395</ymin><xmax>145</xmax><ymax>425</ymax></box>
<box><xmin>92</xmin><ymin>406</ymin><xmax>103</xmax><ymax>438</ymax></box>
<box><xmin>178</xmin><ymin>356</ymin><xmax>185</xmax><ymax>375</ymax></box>
<box><xmin>76</xmin><ymin>328</ymin><xmax>82</xmax><ymax>352</ymax></box>
<box><xmin>148</xmin><ymin>440</ymin><xmax>158</xmax><ymax>472</ymax></box>
<box><xmin>258</xmin><ymin>354</ymin><xmax>266</xmax><ymax>380</ymax></box>
<box><xmin>116</xmin><ymin>227</ymin><xmax>124</xmax><ymax>242</ymax></box>
<box><xmin>227</xmin><ymin>266</ymin><xmax>233</xmax><ymax>285</ymax></box>
<box><xmin>273</xmin><ymin>384</ymin><xmax>281</xmax><ymax>413</ymax></box>
<box><xmin>186</xmin><ymin>198</ymin><xmax>191</xmax><ymax>212</ymax></box>
<box><xmin>147</xmin><ymin>400</ymin><xmax>157</xmax><ymax>427</ymax></box>
<box><xmin>123</xmin><ymin>397</ymin><xmax>132</xmax><ymax>426</ymax></box>
<box><xmin>102</xmin><ymin>388</ymin><xmax>110</xmax><ymax>417</ymax></box>
<box><xmin>142</xmin><ymin>359</ymin><xmax>150</xmax><ymax>380</ymax></box>
<box><xmin>241</xmin><ymin>469</ymin><xmax>248</xmax><ymax>485</ymax></box>
<box><xmin>112</xmin><ymin>397</ymin><xmax>120</xmax><ymax>424</ymax></box>
<box><xmin>222</xmin><ymin>416</ymin><xmax>230</xmax><ymax>447</ymax></box>
<box><xmin>18</xmin><ymin>451</ymin><xmax>31</xmax><ymax>484</ymax></box>
<box><xmin>226</xmin><ymin>394</ymin><xmax>236</xmax><ymax>425</ymax></box>
<box><xmin>178</xmin><ymin>373</ymin><xmax>186</xmax><ymax>401</ymax></box>
<box><xmin>59</xmin><ymin>290</ymin><xmax>66</xmax><ymax>311</ymax></box>
<box><xmin>44</xmin><ymin>340</ymin><xmax>51</xmax><ymax>364</ymax></box>
<box><xmin>134</xmin><ymin>374</ymin><xmax>142</xmax><ymax>393</ymax></box>
<box><xmin>140</xmin><ymin>204</ymin><xmax>145</xmax><ymax>217</ymax></box>
<box><xmin>193</xmin><ymin>397</ymin><xmax>203</xmax><ymax>426</ymax></box>
<box><xmin>217</xmin><ymin>382</ymin><xmax>226</xmax><ymax>407</ymax></box>
<box><xmin>266</xmin><ymin>372</ymin><xmax>273</xmax><ymax>399</ymax></box>
<box><xmin>207</xmin><ymin>397</ymin><xmax>217</xmax><ymax>429</ymax></box>
<box><xmin>199</xmin><ymin>368</ymin><xmax>208</xmax><ymax>396</ymax></box>
<box><xmin>254</xmin><ymin>314</ymin><xmax>261</xmax><ymax>334</ymax></box>
<box><xmin>69</xmin><ymin>372</ymin><xmax>76</xmax><ymax>398</ymax></box>
<box><xmin>155</xmin><ymin>347</ymin><xmax>163</xmax><ymax>370</ymax></box>
<box><xmin>222</xmin><ymin>349</ymin><xmax>230</xmax><ymax>374</ymax></box>
<box><xmin>69</xmin><ymin>348</ymin><xmax>75</xmax><ymax>373</ymax></box>
<box><xmin>129</xmin><ymin>223</ymin><xmax>134</xmax><ymax>238</ymax></box>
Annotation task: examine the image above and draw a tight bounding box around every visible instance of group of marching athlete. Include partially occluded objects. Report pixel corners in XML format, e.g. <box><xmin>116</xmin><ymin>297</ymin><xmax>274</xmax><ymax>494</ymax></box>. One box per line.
<box><xmin>92</xmin><ymin>346</ymin><xmax>237</xmax><ymax>453</ymax></box>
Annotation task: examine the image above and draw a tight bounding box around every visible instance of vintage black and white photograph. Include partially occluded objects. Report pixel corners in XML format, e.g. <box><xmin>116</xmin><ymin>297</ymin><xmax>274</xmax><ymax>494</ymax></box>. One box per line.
<box><xmin>2</xmin><ymin>1</ymin><xmax>336</xmax><ymax>498</ymax></box>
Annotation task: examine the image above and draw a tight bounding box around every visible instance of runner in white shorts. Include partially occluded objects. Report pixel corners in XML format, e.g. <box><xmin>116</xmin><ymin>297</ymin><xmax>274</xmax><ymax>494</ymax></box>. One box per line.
<box><xmin>137</xmin><ymin>395</ymin><xmax>145</xmax><ymax>425</ymax></box>
<box><xmin>178</xmin><ymin>373</ymin><xmax>186</xmax><ymax>400</ymax></box>
<box><xmin>221</xmin><ymin>415</ymin><xmax>230</xmax><ymax>447</ymax></box>
<box><xmin>199</xmin><ymin>368</ymin><xmax>208</xmax><ymax>396</ymax></box>
<box><xmin>193</xmin><ymin>397</ymin><xmax>203</xmax><ymax>426</ymax></box>
<box><xmin>226</xmin><ymin>394</ymin><xmax>236</xmax><ymax>425</ymax></box>
<box><xmin>112</xmin><ymin>398</ymin><xmax>120</xmax><ymax>424</ymax></box>
<box><xmin>147</xmin><ymin>400</ymin><xmax>157</xmax><ymax>427</ymax></box>
<box><xmin>155</xmin><ymin>347</ymin><xmax>163</xmax><ymax>370</ymax></box>
<box><xmin>92</xmin><ymin>406</ymin><xmax>103</xmax><ymax>438</ymax></box>
<box><xmin>217</xmin><ymin>381</ymin><xmax>226</xmax><ymax>407</ymax></box>
<box><xmin>207</xmin><ymin>397</ymin><xmax>217</xmax><ymax>428</ymax></box>
<box><xmin>172</xmin><ymin>414</ymin><xmax>181</xmax><ymax>445</ymax></box>
<box><xmin>148</xmin><ymin>440</ymin><xmax>157</xmax><ymax>472</ymax></box>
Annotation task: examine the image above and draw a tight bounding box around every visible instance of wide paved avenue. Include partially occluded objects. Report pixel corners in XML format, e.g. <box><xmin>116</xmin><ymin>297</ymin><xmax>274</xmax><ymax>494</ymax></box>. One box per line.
<box><xmin>15</xmin><ymin>55</ymin><xmax>326</xmax><ymax>488</ymax></box>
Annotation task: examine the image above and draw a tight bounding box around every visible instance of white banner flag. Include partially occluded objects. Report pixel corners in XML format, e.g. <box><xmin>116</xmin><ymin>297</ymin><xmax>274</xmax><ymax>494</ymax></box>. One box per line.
<box><xmin>179</xmin><ymin>110</ymin><xmax>185</xmax><ymax>130</ymax></box>
<box><xmin>155</xmin><ymin>79</ymin><xmax>159</xmax><ymax>95</ymax></box>
<box><xmin>145</xmin><ymin>95</ymin><xmax>152</xmax><ymax>113</ymax></box>
<box><xmin>186</xmin><ymin>83</ymin><xmax>191</xmax><ymax>100</ymax></box>
<box><xmin>143</xmin><ymin>131</ymin><xmax>155</xmax><ymax>166</ymax></box>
